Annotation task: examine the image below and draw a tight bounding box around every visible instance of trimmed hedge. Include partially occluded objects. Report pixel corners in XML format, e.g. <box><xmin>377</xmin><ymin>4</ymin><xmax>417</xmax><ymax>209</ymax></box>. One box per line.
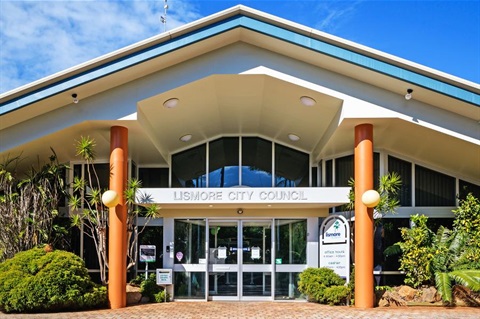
<box><xmin>298</xmin><ymin>267</ymin><xmax>349</xmax><ymax>305</ymax></box>
<box><xmin>0</xmin><ymin>247</ymin><xmax>107</xmax><ymax>313</ymax></box>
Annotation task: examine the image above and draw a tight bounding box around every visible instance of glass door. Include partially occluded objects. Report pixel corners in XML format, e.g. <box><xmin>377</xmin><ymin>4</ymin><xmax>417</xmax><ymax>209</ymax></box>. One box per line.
<box><xmin>208</xmin><ymin>220</ymin><xmax>239</xmax><ymax>300</ymax></box>
<box><xmin>241</xmin><ymin>220</ymin><xmax>273</xmax><ymax>300</ymax></box>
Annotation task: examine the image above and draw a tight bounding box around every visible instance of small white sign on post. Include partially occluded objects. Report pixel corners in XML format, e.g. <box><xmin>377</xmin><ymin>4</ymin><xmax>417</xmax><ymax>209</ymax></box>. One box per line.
<box><xmin>156</xmin><ymin>269</ymin><xmax>173</xmax><ymax>285</ymax></box>
<box><xmin>319</xmin><ymin>215</ymin><xmax>350</xmax><ymax>283</ymax></box>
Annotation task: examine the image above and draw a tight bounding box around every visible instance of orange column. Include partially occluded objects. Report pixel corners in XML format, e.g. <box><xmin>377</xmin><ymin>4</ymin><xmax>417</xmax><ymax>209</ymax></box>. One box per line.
<box><xmin>354</xmin><ymin>123</ymin><xmax>374</xmax><ymax>308</ymax></box>
<box><xmin>108</xmin><ymin>126</ymin><xmax>128</xmax><ymax>309</ymax></box>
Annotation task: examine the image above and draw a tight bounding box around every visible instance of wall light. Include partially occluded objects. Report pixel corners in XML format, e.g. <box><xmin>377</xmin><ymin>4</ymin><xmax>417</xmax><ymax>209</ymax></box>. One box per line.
<box><xmin>237</xmin><ymin>208</ymin><xmax>244</xmax><ymax>214</ymax></box>
<box><xmin>300</xmin><ymin>96</ymin><xmax>316</xmax><ymax>106</ymax></box>
<box><xmin>361</xmin><ymin>190</ymin><xmax>380</xmax><ymax>208</ymax></box>
<box><xmin>163</xmin><ymin>98</ymin><xmax>179</xmax><ymax>108</ymax></box>
<box><xmin>72</xmin><ymin>93</ymin><xmax>79</xmax><ymax>104</ymax></box>
<box><xmin>405</xmin><ymin>89</ymin><xmax>413</xmax><ymax>100</ymax></box>
<box><xmin>179</xmin><ymin>134</ymin><xmax>192</xmax><ymax>142</ymax></box>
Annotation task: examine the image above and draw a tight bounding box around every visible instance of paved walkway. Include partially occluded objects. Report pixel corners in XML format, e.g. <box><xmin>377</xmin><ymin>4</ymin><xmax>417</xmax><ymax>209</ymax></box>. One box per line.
<box><xmin>1</xmin><ymin>302</ymin><xmax>479</xmax><ymax>319</ymax></box>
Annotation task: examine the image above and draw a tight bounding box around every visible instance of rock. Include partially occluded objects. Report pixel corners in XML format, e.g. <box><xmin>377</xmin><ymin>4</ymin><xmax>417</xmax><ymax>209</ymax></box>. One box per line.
<box><xmin>126</xmin><ymin>284</ymin><xmax>142</xmax><ymax>305</ymax></box>
<box><xmin>398</xmin><ymin>285</ymin><xmax>417</xmax><ymax>301</ymax></box>
<box><xmin>420</xmin><ymin>286</ymin><xmax>438</xmax><ymax>303</ymax></box>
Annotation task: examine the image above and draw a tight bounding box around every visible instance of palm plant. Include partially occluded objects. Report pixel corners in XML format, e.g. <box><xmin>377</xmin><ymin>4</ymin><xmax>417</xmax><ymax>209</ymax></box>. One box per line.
<box><xmin>69</xmin><ymin>136</ymin><xmax>159</xmax><ymax>284</ymax></box>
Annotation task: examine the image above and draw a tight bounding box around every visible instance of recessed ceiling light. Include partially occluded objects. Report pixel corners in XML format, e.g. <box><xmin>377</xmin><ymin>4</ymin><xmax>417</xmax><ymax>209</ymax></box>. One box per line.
<box><xmin>288</xmin><ymin>133</ymin><xmax>300</xmax><ymax>141</ymax></box>
<box><xmin>300</xmin><ymin>96</ymin><xmax>316</xmax><ymax>107</ymax></box>
<box><xmin>163</xmin><ymin>98</ymin><xmax>179</xmax><ymax>108</ymax></box>
<box><xmin>179</xmin><ymin>134</ymin><xmax>192</xmax><ymax>142</ymax></box>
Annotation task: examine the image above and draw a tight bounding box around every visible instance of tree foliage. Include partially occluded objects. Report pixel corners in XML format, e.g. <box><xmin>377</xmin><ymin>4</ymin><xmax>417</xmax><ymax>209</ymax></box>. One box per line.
<box><xmin>0</xmin><ymin>152</ymin><xmax>68</xmax><ymax>262</ymax></box>
<box><xmin>69</xmin><ymin>136</ymin><xmax>159</xmax><ymax>284</ymax></box>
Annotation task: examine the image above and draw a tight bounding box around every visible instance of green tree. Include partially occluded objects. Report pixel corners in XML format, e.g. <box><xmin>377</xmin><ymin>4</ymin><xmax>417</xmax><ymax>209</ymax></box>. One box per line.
<box><xmin>69</xmin><ymin>136</ymin><xmax>158</xmax><ymax>284</ymax></box>
<box><xmin>397</xmin><ymin>214</ymin><xmax>436</xmax><ymax>288</ymax></box>
<box><xmin>432</xmin><ymin>193</ymin><xmax>480</xmax><ymax>304</ymax></box>
<box><xmin>0</xmin><ymin>152</ymin><xmax>68</xmax><ymax>261</ymax></box>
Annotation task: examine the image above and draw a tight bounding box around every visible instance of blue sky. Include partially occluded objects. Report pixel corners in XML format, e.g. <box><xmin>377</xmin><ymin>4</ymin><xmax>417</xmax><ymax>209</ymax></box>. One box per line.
<box><xmin>1</xmin><ymin>0</ymin><xmax>479</xmax><ymax>94</ymax></box>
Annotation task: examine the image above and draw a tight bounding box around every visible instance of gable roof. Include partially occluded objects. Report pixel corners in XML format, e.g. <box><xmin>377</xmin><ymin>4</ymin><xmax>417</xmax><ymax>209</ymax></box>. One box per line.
<box><xmin>1</xmin><ymin>5</ymin><xmax>479</xmax><ymax>123</ymax></box>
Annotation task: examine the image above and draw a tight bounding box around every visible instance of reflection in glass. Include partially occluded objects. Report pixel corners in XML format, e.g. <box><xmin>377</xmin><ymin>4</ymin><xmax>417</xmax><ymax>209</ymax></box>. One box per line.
<box><xmin>137</xmin><ymin>226</ymin><xmax>163</xmax><ymax>271</ymax></box>
<box><xmin>275</xmin><ymin>144</ymin><xmax>309</xmax><ymax>187</ymax></box>
<box><xmin>209</xmin><ymin>138</ymin><xmax>240</xmax><ymax>187</ymax></box>
<box><xmin>174</xmin><ymin>219</ymin><xmax>206</xmax><ymax>264</ymax></box>
<box><xmin>275</xmin><ymin>272</ymin><xmax>304</xmax><ymax>300</ymax></box>
<box><xmin>209</xmin><ymin>222</ymin><xmax>238</xmax><ymax>265</ymax></box>
<box><xmin>275</xmin><ymin>220</ymin><xmax>307</xmax><ymax>264</ymax></box>
<box><xmin>172</xmin><ymin>144</ymin><xmax>206</xmax><ymax>188</ymax></box>
<box><xmin>242</xmin><ymin>221</ymin><xmax>271</xmax><ymax>265</ymax></box>
<box><xmin>242</xmin><ymin>137</ymin><xmax>272</xmax><ymax>187</ymax></box>
<box><xmin>242</xmin><ymin>272</ymin><xmax>271</xmax><ymax>297</ymax></box>
<box><xmin>209</xmin><ymin>273</ymin><xmax>238</xmax><ymax>297</ymax></box>
<box><xmin>174</xmin><ymin>272</ymin><xmax>205</xmax><ymax>299</ymax></box>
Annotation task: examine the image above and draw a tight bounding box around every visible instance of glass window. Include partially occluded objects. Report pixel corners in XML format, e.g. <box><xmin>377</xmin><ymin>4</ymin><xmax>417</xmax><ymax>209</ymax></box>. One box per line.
<box><xmin>325</xmin><ymin>160</ymin><xmax>333</xmax><ymax>187</ymax></box>
<box><xmin>388</xmin><ymin>156</ymin><xmax>412</xmax><ymax>206</ymax></box>
<box><xmin>174</xmin><ymin>219</ymin><xmax>206</xmax><ymax>264</ymax></box>
<box><xmin>335</xmin><ymin>155</ymin><xmax>353</xmax><ymax>187</ymax></box>
<box><xmin>242</xmin><ymin>137</ymin><xmax>272</xmax><ymax>187</ymax></box>
<box><xmin>242</xmin><ymin>221</ymin><xmax>271</xmax><ymax>265</ymax></box>
<box><xmin>242</xmin><ymin>272</ymin><xmax>271</xmax><ymax>297</ymax></box>
<box><xmin>275</xmin><ymin>219</ymin><xmax>307</xmax><ymax>264</ymax></box>
<box><xmin>137</xmin><ymin>226</ymin><xmax>163</xmax><ymax>271</ymax></box>
<box><xmin>275</xmin><ymin>272</ymin><xmax>304</xmax><ymax>300</ymax></box>
<box><xmin>381</xmin><ymin>218</ymin><xmax>410</xmax><ymax>271</ymax></box>
<box><xmin>174</xmin><ymin>272</ymin><xmax>205</xmax><ymax>299</ymax></box>
<box><xmin>459</xmin><ymin>180</ymin><xmax>480</xmax><ymax>200</ymax></box>
<box><xmin>139</xmin><ymin>167</ymin><xmax>169</xmax><ymax>187</ymax></box>
<box><xmin>415</xmin><ymin>165</ymin><xmax>455</xmax><ymax>206</ymax></box>
<box><xmin>172</xmin><ymin>144</ymin><xmax>206</xmax><ymax>188</ymax></box>
<box><xmin>275</xmin><ymin>144</ymin><xmax>309</xmax><ymax>187</ymax></box>
<box><xmin>311</xmin><ymin>167</ymin><xmax>318</xmax><ymax>187</ymax></box>
<box><xmin>208</xmin><ymin>138</ymin><xmax>240</xmax><ymax>187</ymax></box>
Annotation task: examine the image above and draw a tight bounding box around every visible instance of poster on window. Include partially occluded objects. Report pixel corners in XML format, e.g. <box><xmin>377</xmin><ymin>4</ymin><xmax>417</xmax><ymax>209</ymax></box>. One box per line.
<box><xmin>251</xmin><ymin>246</ymin><xmax>260</xmax><ymax>259</ymax></box>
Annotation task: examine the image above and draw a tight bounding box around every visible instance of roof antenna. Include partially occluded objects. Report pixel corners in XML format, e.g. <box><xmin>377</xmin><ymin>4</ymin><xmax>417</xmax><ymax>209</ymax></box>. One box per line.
<box><xmin>160</xmin><ymin>0</ymin><xmax>168</xmax><ymax>33</ymax></box>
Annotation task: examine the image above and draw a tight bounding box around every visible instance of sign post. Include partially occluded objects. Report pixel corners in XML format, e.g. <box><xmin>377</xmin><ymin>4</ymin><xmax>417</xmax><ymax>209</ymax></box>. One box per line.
<box><xmin>319</xmin><ymin>215</ymin><xmax>350</xmax><ymax>283</ymax></box>
<box><xmin>139</xmin><ymin>245</ymin><xmax>156</xmax><ymax>280</ymax></box>
<box><xmin>156</xmin><ymin>269</ymin><xmax>173</xmax><ymax>303</ymax></box>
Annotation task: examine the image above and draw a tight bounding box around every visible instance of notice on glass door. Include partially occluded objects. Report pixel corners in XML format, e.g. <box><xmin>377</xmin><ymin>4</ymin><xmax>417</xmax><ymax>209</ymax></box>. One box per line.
<box><xmin>217</xmin><ymin>246</ymin><xmax>227</xmax><ymax>259</ymax></box>
<box><xmin>251</xmin><ymin>246</ymin><xmax>260</xmax><ymax>259</ymax></box>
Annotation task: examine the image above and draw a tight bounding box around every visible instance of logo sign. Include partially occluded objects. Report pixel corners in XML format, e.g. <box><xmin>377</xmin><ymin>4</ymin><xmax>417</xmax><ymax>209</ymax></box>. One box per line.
<box><xmin>139</xmin><ymin>245</ymin><xmax>156</xmax><ymax>263</ymax></box>
<box><xmin>319</xmin><ymin>215</ymin><xmax>350</xmax><ymax>282</ymax></box>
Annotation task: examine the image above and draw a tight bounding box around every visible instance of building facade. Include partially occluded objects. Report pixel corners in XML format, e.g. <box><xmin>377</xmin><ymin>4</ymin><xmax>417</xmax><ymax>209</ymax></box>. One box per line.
<box><xmin>1</xmin><ymin>5</ymin><xmax>479</xmax><ymax>308</ymax></box>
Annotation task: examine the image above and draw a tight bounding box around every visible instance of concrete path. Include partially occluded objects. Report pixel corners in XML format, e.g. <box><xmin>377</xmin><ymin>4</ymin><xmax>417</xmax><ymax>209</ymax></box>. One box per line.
<box><xmin>1</xmin><ymin>302</ymin><xmax>479</xmax><ymax>319</ymax></box>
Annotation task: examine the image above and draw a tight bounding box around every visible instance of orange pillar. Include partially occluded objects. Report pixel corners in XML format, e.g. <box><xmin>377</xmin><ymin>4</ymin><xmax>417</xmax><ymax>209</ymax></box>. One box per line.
<box><xmin>354</xmin><ymin>123</ymin><xmax>374</xmax><ymax>308</ymax></box>
<box><xmin>108</xmin><ymin>126</ymin><xmax>128</xmax><ymax>309</ymax></box>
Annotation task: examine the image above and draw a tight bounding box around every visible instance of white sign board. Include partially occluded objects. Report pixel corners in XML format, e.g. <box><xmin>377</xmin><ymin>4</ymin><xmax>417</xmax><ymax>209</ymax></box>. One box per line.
<box><xmin>319</xmin><ymin>215</ymin><xmax>350</xmax><ymax>282</ymax></box>
<box><xmin>156</xmin><ymin>269</ymin><xmax>173</xmax><ymax>285</ymax></box>
<box><xmin>139</xmin><ymin>245</ymin><xmax>156</xmax><ymax>263</ymax></box>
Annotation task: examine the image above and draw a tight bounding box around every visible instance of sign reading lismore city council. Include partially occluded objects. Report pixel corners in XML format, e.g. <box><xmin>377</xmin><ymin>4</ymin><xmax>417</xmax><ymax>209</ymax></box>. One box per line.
<box><xmin>319</xmin><ymin>215</ymin><xmax>350</xmax><ymax>282</ymax></box>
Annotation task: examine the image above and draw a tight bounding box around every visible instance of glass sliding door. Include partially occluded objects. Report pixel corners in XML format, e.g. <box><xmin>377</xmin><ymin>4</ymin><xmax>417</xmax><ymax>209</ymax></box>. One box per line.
<box><xmin>241</xmin><ymin>220</ymin><xmax>273</xmax><ymax>300</ymax></box>
<box><xmin>173</xmin><ymin>219</ymin><xmax>207</xmax><ymax>299</ymax></box>
<box><xmin>208</xmin><ymin>220</ymin><xmax>239</xmax><ymax>300</ymax></box>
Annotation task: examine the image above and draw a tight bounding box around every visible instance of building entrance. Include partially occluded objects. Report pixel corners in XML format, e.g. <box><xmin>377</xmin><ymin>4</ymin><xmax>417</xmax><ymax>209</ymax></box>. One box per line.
<box><xmin>208</xmin><ymin>220</ymin><xmax>272</xmax><ymax>300</ymax></box>
<box><xmin>172</xmin><ymin>218</ymin><xmax>309</xmax><ymax>301</ymax></box>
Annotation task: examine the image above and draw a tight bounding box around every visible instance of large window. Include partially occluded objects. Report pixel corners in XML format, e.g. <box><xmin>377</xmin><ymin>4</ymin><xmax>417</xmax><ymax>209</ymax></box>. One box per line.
<box><xmin>459</xmin><ymin>180</ymin><xmax>480</xmax><ymax>200</ymax></box>
<box><xmin>242</xmin><ymin>137</ymin><xmax>272</xmax><ymax>187</ymax></box>
<box><xmin>388</xmin><ymin>156</ymin><xmax>412</xmax><ymax>206</ymax></box>
<box><xmin>139</xmin><ymin>167</ymin><xmax>169</xmax><ymax>187</ymax></box>
<box><xmin>172</xmin><ymin>144</ymin><xmax>206</xmax><ymax>188</ymax></box>
<box><xmin>209</xmin><ymin>137</ymin><xmax>239</xmax><ymax>187</ymax></box>
<box><xmin>174</xmin><ymin>219</ymin><xmax>206</xmax><ymax>264</ymax></box>
<box><xmin>275</xmin><ymin>219</ymin><xmax>307</xmax><ymax>264</ymax></box>
<box><xmin>275</xmin><ymin>144</ymin><xmax>309</xmax><ymax>187</ymax></box>
<box><xmin>415</xmin><ymin>165</ymin><xmax>455</xmax><ymax>206</ymax></box>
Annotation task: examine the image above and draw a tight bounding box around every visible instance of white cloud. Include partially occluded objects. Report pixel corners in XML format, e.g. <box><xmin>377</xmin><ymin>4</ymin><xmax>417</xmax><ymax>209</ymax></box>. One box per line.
<box><xmin>0</xmin><ymin>0</ymin><xmax>201</xmax><ymax>94</ymax></box>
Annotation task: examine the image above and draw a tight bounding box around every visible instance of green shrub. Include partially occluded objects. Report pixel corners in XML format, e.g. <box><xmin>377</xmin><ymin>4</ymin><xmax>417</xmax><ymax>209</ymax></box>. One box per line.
<box><xmin>323</xmin><ymin>285</ymin><xmax>349</xmax><ymax>305</ymax></box>
<box><xmin>140</xmin><ymin>274</ymin><xmax>161</xmax><ymax>301</ymax></box>
<box><xmin>0</xmin><ymin>247</ymin><xmax>107</xmax><ymax>313</ymax></box>
<box><xmin>154</xmin><ymin>289</ymin><xmax>170</xmax><ymax>302</ymax></box>
<box><xmin>298</xmin><ymin>267</ymin><xmax>348</xmax><ymax>305</ymax></box>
